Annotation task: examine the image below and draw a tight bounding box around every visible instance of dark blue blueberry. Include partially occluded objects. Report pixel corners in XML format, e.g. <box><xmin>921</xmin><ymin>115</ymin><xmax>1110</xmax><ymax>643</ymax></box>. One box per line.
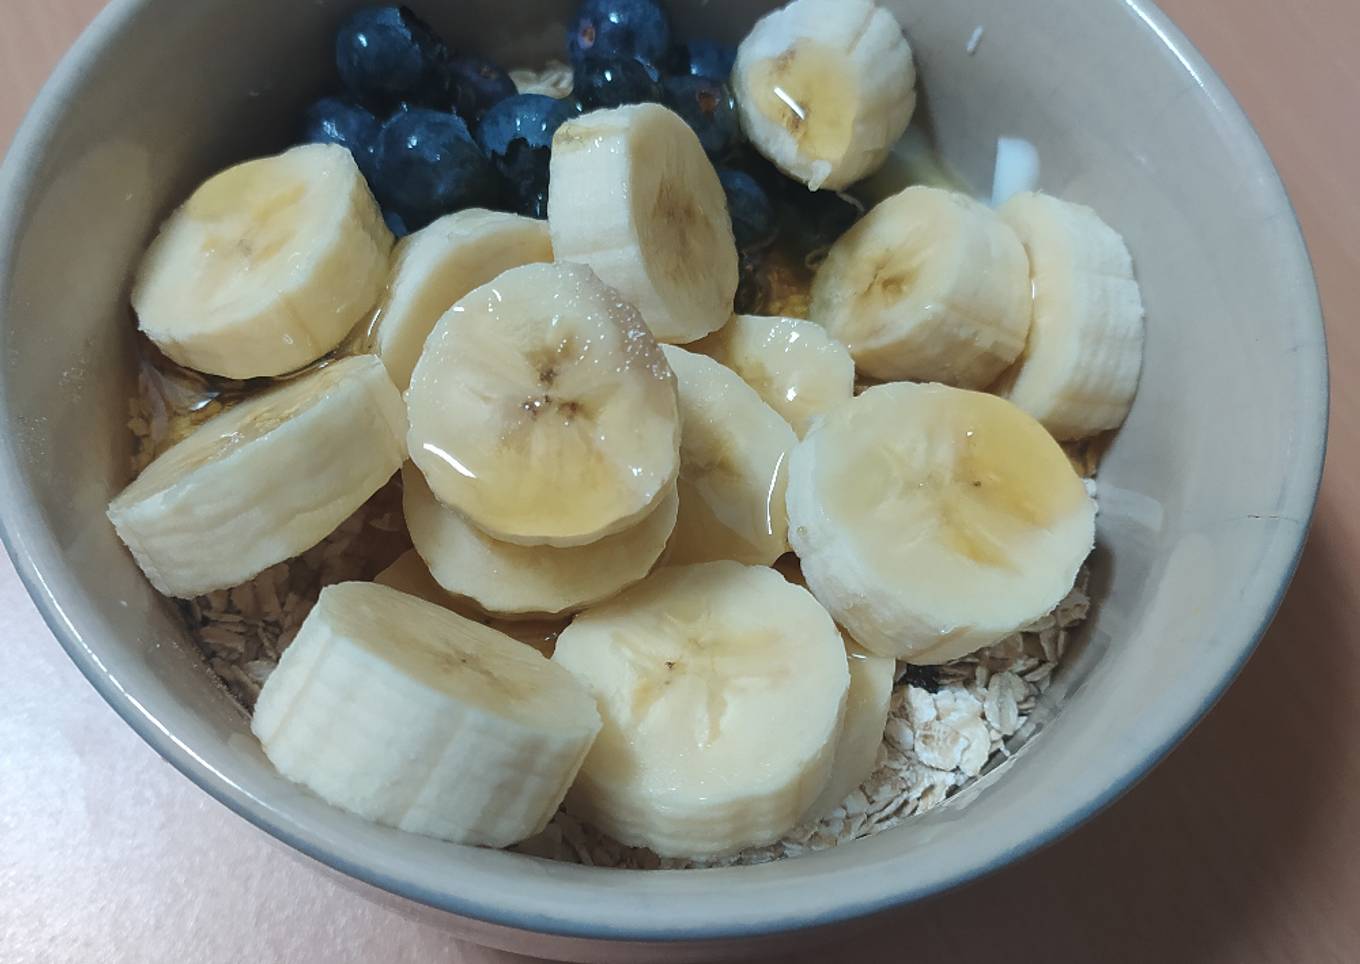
<box><xmin>783</xmin><ymin>188</ymin><xmax>864</xmax><ymax>252</ymax></box>
<box><xmin>717</xmin><ymin>168</ymin><xmax>775</xmax><ymax>250</ymax></box>
<box><xmin>383</xmin><ymin>208</ymin><xmax>411</xmax><ymax>238</ymax></box>
<box><xmin>663</xmin><ymin>74</ymin><xmax>740</xmax><ymax>157</ymax></box>
<box><xmin>476</xmin><ymin>94</ymin><xmax>577</xmax><ymax>219</ymax></box>
<box><xmin>681</xmin><ymin>39</ymin><xmax>736</xmax><ymax>80</ymax></box>
<box><xmin>302</xmin><ymin>97</ymin><xmax>381</xmax><ymax>180</ymax></box>
<box><xmin>574</xmin><ymin>57</ymin><xmax>664</xmax><ymax>111</ymax></box>
<box><xmin>447</xmin><ymin>56</ymin><xmax>518</xmax><ymax>121</ymax></box>
<box><xmin>373</xmin><ymin>108</ymin><xmax>500</xmax><ymax>229</ymax></box>
<box><xmin>567</xmin><ymin>0</ymin><xmax>672</xmax><ymax>72</ymax></box>
<box><xmin>335</xmin><ymin>6</ymin><xmax>451</xmax><ymax>111</ymax></box>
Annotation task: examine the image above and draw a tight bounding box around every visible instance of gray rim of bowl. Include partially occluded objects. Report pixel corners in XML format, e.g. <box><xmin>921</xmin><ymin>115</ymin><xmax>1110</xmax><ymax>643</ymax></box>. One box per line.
<box><xmin>0</xmin><ymin>0</ymin><xmax>1329</xmax><ymax>944</ymax></box>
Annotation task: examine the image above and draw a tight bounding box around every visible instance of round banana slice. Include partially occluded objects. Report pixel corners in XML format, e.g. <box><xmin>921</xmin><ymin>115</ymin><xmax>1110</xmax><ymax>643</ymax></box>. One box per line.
<box><xmin>369</xmin><ymin>208</ymin><xmax>553</xmax><ymax>390</ymax></box>
<box><xmin>661</xmin><ymin>346</ymin><xmax>797</xmax><ymax>567</ymax></box>
<box><xmin>732</xmin><ymin>0</ymin><xmax>916</xmax><ymax>191</ymax></box>
<box><xmin>107</xmin><ymin>355</ymin><xmax>406</xmax><ymax>599</ymax></box>
<box><xmin>252</xmin><ymin>582</ymin><xmax>601</xmax><ymax>847</ymax></box>
<box><xmin>548</xmin><ymin>103</ymin><xmax>738</xmax><ymax>344</ymax></box>
<box><xmin>375</xmin><ymin>550</ymin><xmax>565</xmax><ymax>657</ymax></box>
<box><xmin>787</xmin><ymin>382</ymin><xmax>1095</xmax><ymax>663</ymax></box>
<box><xmin>995</xmin><ymin>192</ymin><xmax>1145</xmax><ymax>440</ymax></box>
<box><xmin>406</xmin><ymin>261</ymin><xmax>680</xmax><ymax>548</ymax></box>
<box><xmin>403</xmin><ymin>463</ymin><xmax>678</xmax><ymax>618</ymax></box>
<box><xmin>552</xmin><ymin>561</ymin><xmax>849</xmax><ymax>858</ymax></box>
<box><xmin>132</xmin><ymin>143</ymin><xmax>393</xmax><ymax>379</ymax></box>
<box><xmin>692</xmin><ymin>314</ymin><xmax>854</xmax><ymax>437</ymax></box>
<box><xmin>809</xmin><ymin>186</ymin><xmax>1031</xmax><ymax>387</ymax></box>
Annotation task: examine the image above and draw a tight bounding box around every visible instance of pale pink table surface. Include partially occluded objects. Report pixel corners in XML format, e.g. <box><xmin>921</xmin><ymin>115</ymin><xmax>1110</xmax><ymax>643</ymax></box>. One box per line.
<box><xmin>4</xmin><ymin>0</ymin><xmax>1359</xmax><ymax>961</ymax></box>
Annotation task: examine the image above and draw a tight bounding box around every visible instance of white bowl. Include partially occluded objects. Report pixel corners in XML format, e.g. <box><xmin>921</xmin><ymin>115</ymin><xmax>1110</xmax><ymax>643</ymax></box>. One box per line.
<box><xmin>0</xmin><ymin>0</ymin><xmax>1327</xmax><ymax>959</ymax></box>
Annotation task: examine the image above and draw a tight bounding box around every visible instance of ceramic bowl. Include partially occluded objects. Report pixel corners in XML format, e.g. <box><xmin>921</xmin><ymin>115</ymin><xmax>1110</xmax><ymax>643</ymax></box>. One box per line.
<box><xmin>0</xmin><ymin>0</ymin><xmax>1327</xmax><ymax>959</ymax></box>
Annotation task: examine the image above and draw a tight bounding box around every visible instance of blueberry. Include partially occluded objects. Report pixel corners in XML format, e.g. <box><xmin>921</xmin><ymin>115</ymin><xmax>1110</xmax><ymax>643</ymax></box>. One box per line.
<box><xmin>475</xmin><ymin>94</ymin><xmax>576</xmax><ymax>218</ymax></box>
<box><xmin>574</xmin><ymin>57</ymin><xmax>664</xmax><ymax>111</ymax></box>
<box><xmin>383</xmin><ymin>208</ymin><xmax>411</xmax><ymax>238</ymax></box>
<box><xmin>373</xmin><ymin>108</ymin><xmax>500</xmax><ymax>229</ymax></box>
<box><xmin>664</xmin><ymin>74</ymin><xmax>740</xmax><ymax>157</ymax></box>
<box><xmin>448</xmin><ymin>56</ymin><xmax>517</xmax><ymax>121</ymax></box>
<box><xmin>568</xmin><ymin>0</ymin><xmax>672</xmax><ymax>72</ymax></box>
<box><xmin>681</xmin><ymin>39</ymin><xmax>736</xmax><ymax>80</ymax></box>
<box><xmin>302</xmin><ymin>97</ymin><xmax>381</xmax><ymax>180</ymax></box>
<box><xmin>783</xmin><ymin>188</ymin><xmax>864</xmax><ymax>253</ymax></box>
<box><xmin>717</xmin><ymin>168</ymin><xmax>775</xmax><ymax>250</ymax></box>
<box><xmin>335</xmin><ymin>6</ymin><xmax>451</xmax><ymax>111</ymax></box>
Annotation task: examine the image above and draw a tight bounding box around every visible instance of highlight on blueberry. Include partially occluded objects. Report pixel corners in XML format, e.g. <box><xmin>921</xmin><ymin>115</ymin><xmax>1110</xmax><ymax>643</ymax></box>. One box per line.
<box><xmin>449</xmin><ymin>56</ymin><xmax>518</xmax><ymax>121</ymax></box>
<box><xmin>663</xmin><ymin>74</ymin><xmax>741</xmax><ymax>157</ymax></box>
<box><xmin>681</xmin><ymin>39</ymin><xmax>736</xmax><ymax>80</ymax></box>
<box><xmin>574</xmin><ymin>57</ymin><xmax>664</xmax><ymax>111</ymax></box>
<box><xmin>717</xmin><ymin>167</ymin><xmax>776</xmax><ymax>251</ymax></box>
<box><xmin>373</xmin><ymin>108</ymin><xmax>500</xmax><ymax>230</ymax></box>
<box><xmin>567</xmin><ymin>0</ymin><xmax>673</xmax><ymax>72</ymax></box>
<box><xmin>335</xmin><ymin>5</ymin><xmax>452</xmax><ymax>111</ymax></box>
<box><xmin>302</xmin><ymin>97</ymin><xmax>382</xmax><ymax>181</ymax></box>
<box><xmin>475</xmin><ymin>93</ymin><xmax>577</xmax><ymax>218</ymax></box>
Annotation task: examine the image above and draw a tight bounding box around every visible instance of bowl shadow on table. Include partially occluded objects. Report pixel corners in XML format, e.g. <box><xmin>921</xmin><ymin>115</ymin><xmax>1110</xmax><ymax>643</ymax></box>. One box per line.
<box><xmin>803</xmin><ymin>493</ymin><xmax>1352</xmax><ymax>964</ymax></box>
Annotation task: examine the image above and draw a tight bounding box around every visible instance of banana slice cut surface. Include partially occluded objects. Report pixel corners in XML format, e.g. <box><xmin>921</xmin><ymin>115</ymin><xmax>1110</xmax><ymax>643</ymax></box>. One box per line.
<box><xmin>810</xmin><ymin>186</ymin><xmax>1031</xmax><ymax>387</ymax></box>
<box><xmin>406</xmin><ymin>261</ymin><xmax>680</xmax><ymax>548</ymax></box>
<box><xmin>787</xmin><ymin>382</ymin><xmax>1095</xmax><ymax>663</ymax></box>
<box><xmin>403</xmin><ymin>462</ymin><xmax>678</xmax><ymax>618</ymax></box>
<box><xmin>132</xmin><ymin>143</ymin><xmax>393</xmax><ymax>379</ymax></box>
<box><xmin>548</xmin><ymin>103</ymin><xmax>739</xmax><ymax>344</ymax></box>
<box><xmin>108</xmin><ymin>355</ymin><xmax>406</xmax><ymax>598</ymax></box>
<box><xmin>733</xmin><ymin>0</ymin><xmax>917</xmax><ymax>191</ymax></box>
<box><xmin>370</xmin><ymin>208</ymin><xmax>553</xmax><ymax>390</ymax></box>
<box><xmin>996</xmin><ymin>192</ymin><xmax>1145</xmax><ymax>440</ymax></box>
<box><xmin>661</xmin><ymin>345</ymin><xmax>797</xmax><ymax>567</ymax></box>
<box><xmin>553</xmin><ymin>561</ymin><xmax>849</xmax><ymax>858</ymax></box>
<box><xmin>252</xmin><ymin>581</ymin><xmax>600</xmax><ymax>848</ymax></box>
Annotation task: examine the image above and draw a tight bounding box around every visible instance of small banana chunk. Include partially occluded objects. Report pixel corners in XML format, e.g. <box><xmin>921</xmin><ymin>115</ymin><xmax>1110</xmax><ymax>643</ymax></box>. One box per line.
<box><xmin>132</xmin><ymin>143</ymin><xmax>393</xmax><ymax>379</ymax></box>
<box><xmin>548</xmin><ymin>103</ymin><xmax>738</xmax><ymax>344</ymax></box>
<box><xmin>252</xmin><ymin>582</ymin><xmax>600</xmax><ymax>847</ymax></box>
<box><xmin>692</xmin><ymin>314</ymin><xmax>854</xmax><ymax>437</ymax></box>
<box><xmin>810</xmin><ymin>641</ymin><xmax>895</xmax><ymax>819</ymax></box>
<box><xmin>108</xmin><ymin>355</ymin><xmax>405</xmax><ymax>598</ymax></box>
<box><xmin>406</xmin><ymin>262</ymin><xmax>680</xmax><ymax>548</ymax></box>
<box><xmin>375</xmin><ymin>550</ymin><xmax>564</xmax><ymax>657</ymax></box>
<box><xmin>661</xmin><ymin>346</ymin><xmax>797</xmax><ymax>567</ymax></box>
<box><xmin>553</xmin><ymin>561</ymin><xmax>849</xmax><ymax>858</ymax></box>
<box><xmin>810</xmin><ymin>186</ymin><xmax>1031</xmax><ymax>387</ymax></box>
<box><xmin>996</xmin><ymin>192</ymin><xmax>1145</xmax><ymax>440</ymax></box>
<box><xmin>403</xmin><ymin>463</ymin><xmax>677</xmax><ymax>618</ymax></box>
<box><xmin>787</xmin><ymin>382</ymin><xmax>1095</xmax><ymax>662</ymax></box>
<box><xmin>733</xmin><ymin>0</ymin><xmax>916</xmax><ymax>191</ymax></box>
<box><xmin>370</xmin><ymin>209</ymin><xmax>553</xmax><ymax>389</ymax></box>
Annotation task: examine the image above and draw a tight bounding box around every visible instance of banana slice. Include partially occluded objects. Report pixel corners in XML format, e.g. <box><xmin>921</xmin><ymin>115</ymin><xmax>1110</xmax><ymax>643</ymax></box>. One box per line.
<box><xmin>552</xmin><ymin>561</ymin><xmax>849</xmax><ymax>858</ymax></box>
<box><xmin>403</xmin><ymin>463</ymin><xmax>677</xmax><ymax>618</ymax></box>
<box><xmin>809</xmin><ymin>186</ymin><xmax>1031</xmax><ymax>387</ymax></box>
<box><xmin>368</xmin><ymin>209</ymin><xmax>553</xmax><ymax>390</ymax></box>
<box><xmin>995</xmin><ymin>192</ymin><xmax>1145</xmax><ymax>440</ymax></box>
<box><xmin>132</xmin><ymin>143</ymin><xmax>393</xmax><ymax>379</ymax></box>
<box><xmin>787</xmin><ymin>382</ymin><xmax>1095</xmax><ymax>662</ymax></box>
<box><xmin>406</xmin><ymin>261</ymin><xmax>680</xmax><ymax>548</ymax></box>
<box><xmin>661</xmin><ymin>346</ymin><xmax>797</xmax><ymax>567</ymax></box>
<box><xmin>732</xmin><ymin>0</ymin><xmax>916</xmax><ymax>191</ymax></box>
<box><xmin>375</xmin><ymin>550</ymin><xmax>564</xmax><ymax>657</ymax></box>
<box><xmin>252</xmin><ymin>581</ymin><xmax>600</xmax><ymax>847</ymax></box>
<box><xmin>810</xmin><ymin>641</ymin><xmax>895</xmax><ymax>818</ymax></box>
<box><xmin>548</xmin><ymin>103</ymin><xmax>738</xmax><ymax>344</ymax></box>
<box><xmin>692</xmin><ymin>314</ymin><xmax>854</xmax><ymax>437</ymax></box>
<box><xmin>108</xmin><ymin>355</ymin><xmax>405</xmax><ymax>598</ymax></box>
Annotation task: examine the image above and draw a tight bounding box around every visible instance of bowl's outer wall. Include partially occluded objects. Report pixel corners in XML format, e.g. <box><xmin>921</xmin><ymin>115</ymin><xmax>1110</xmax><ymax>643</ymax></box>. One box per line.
<box><xmin>0</xmin><ymin>0</ymin><xmax>1326</xmax><ymax>955</ymax></box>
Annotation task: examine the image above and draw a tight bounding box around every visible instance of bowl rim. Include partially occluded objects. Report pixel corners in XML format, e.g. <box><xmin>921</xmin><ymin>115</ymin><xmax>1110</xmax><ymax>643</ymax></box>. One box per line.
<box><xmin>0</xmin><ymin>0</ymin><xmax>1329</xmax><ymax>944</ymax></box>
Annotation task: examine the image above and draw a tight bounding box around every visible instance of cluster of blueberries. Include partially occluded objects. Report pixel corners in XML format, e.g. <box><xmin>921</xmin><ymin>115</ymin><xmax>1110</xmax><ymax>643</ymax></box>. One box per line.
<box><xmin>305</xmin><ymin>0</ymin><xmax>856</xmax><ymax>256</ymax></box>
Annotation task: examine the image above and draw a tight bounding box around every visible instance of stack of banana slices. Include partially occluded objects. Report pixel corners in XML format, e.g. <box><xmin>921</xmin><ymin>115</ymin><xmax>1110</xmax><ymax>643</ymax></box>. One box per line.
<box><xmin>107</xmin><ymin>0</ymin><xmax>1145</xmax><ymax>861</ymax></box>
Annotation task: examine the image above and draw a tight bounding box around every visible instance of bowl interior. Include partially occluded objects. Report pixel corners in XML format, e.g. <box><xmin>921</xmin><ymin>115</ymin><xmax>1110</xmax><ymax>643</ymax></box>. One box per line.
<box><xmin>0</xmin><ymin>0</ymin><xmax>1325</xmax><ymax>945</ymax></box>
